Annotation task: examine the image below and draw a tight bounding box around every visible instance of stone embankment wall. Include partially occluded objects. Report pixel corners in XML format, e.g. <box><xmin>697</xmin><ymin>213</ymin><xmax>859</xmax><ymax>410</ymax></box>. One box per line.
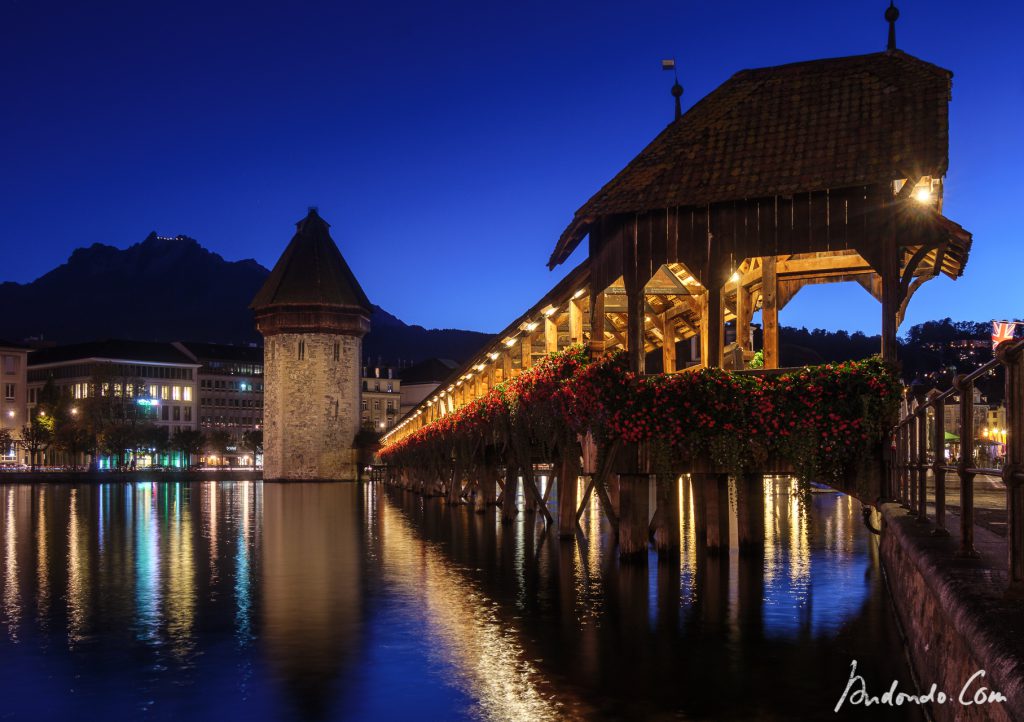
<box><xmin>880</xmin><ymin>503</ymin><xmax>1024</xmax><ymax>722</ymax></box>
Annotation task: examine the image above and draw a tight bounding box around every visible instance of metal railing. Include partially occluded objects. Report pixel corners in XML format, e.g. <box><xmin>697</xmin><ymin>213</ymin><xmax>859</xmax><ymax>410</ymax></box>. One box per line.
<box><xmin>892</xmin><ymin>336</ymin><xmax>1024</xmax><ymax>589</ymax></box>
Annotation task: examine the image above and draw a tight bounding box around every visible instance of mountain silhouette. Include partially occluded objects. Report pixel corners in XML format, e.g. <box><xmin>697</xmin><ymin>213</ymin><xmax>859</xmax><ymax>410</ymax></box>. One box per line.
<box><xmin>0</xmin><ymin>233</ymin><xmax>492</xmax><ymax>364</ymax></box>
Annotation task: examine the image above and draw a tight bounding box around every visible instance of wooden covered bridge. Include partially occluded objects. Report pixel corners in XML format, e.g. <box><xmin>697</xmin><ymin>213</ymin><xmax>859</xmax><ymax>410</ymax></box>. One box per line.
<box><xmin>380</xmin><ymin>32</ymin><xmax>973</xmax><ymax>559</ymax></box>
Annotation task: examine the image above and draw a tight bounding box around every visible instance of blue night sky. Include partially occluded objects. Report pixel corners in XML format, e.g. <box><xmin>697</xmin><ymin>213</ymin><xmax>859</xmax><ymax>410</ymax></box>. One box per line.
<box><xmin>1</xmin><ymin>1</ymin><xmax>1021</xmax><ymax>335</ymax></box>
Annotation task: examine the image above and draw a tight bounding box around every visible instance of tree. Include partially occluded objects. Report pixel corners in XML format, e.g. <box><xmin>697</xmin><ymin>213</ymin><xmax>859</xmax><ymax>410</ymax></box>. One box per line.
<box><xmin>21</xmin><ymin>413</ymin><xmax>54</xmax><ymax>472</ymax></box>
<box><xmin>54</xmin><ymin>418</ymin><xmax>92</xmax><ymax>471</ymax></box>
<box><xmin>204</xmin><ymin>429</ymin><xmax>232</xmax><ymax>466</ymax></box>
<box><xmin>241</xmin><ymin>429</ymin><xmax>263</xmax><ymax>468</ymax></box>
<box><xmin>171</xmin><ymin>428</ymin><xmax>205</xmax><ymax>469</ymax></box>
<box><xmin>0</xmin><ymin>429</ymin><xmax>13</xmax><ymax>463</ymax></box>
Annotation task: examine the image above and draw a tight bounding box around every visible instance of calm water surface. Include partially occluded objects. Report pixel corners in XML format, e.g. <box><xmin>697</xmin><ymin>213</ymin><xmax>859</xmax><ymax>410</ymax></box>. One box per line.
<box><xmin>0</xmin><ymin>479</ymin><xmax>920</xmax><ymax>721</ymax></box>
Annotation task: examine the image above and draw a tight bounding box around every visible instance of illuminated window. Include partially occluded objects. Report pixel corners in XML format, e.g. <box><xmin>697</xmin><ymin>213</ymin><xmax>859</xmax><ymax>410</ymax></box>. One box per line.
<box><xmin>183</xmin><ymin>386</ymin><xmax>192</xmax><ymax>402</ymax></box>
<box><xmin>161</xmin><ymin>385</ymin><xmax>169</xmax><ymax>400</ymax></box>
<box><xmin>74</xmin><ymin>383</ymin><xmax>82</xmax><ymax>399</ymax></box>
<box><xmin>149</xmin><ymin>384</ymin><xmax>158</xmax><ymax>398</ymax></box>
<box><xmin>172</xmin><ymin>386</ymin><xmax>182</xmax><ymax>401</ymax></box>
<box><xmin>113</xmin><ymin>383</ymin><xmax>122</xmax><ymax>397</ymax></box>
<box><xmin>101</xmin><ymin>383</ymin><xmax>110</xmax><ymax>397</ymax></box>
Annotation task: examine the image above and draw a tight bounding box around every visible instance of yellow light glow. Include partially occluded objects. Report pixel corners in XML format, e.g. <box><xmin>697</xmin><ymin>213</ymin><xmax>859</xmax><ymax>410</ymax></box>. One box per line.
<box><xmin>572</xmin><ymin>288</ymin><xmax>585</xmax><ymax>299</ymax></box>
<box><xmin>504</xmin><ymin>338</ymin><xmax>517</xmax><ymax>347</ymax></box>
<box><xmin>488</xmin><ymin>352</ymin><xmax>499</xmax><ymax>360</ymax></box>
<box><xmin>543</xmin><ymin>306</ymin><xmax>557</xmax><ymax>317</ymax></box>
<box><xmin>525</xmin><ymin>321</ymin><xmax>538</xmax><ymax>332</ymax></box>
<box><xmin>913</xmin><ymin>188</ymin><xmax>932</xmax><ymax>203</ymax></box>
<box><xmin>729</xmin><ymin>271</ymin><xmax>740</xmax><ymax>283</ymax></box>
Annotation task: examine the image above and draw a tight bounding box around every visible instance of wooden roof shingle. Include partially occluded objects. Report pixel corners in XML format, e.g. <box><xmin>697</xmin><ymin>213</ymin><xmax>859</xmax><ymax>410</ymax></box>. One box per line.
<box><xmin>549</xmin><ymin>50</ymin><xmax>953</xmax><ymax>268</ymax></box>
<box><xmin>251</xmin><ymin>209</ymin><xmax>372</xmax><ymax>312</ymax></box>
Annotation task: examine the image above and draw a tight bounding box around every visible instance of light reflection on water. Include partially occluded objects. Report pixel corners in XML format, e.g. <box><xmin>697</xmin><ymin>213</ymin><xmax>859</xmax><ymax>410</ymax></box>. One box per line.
<box><xmin>0</xmin><ymin>478</ymin><xmax>919</xmax><ymax>721</ymax></box>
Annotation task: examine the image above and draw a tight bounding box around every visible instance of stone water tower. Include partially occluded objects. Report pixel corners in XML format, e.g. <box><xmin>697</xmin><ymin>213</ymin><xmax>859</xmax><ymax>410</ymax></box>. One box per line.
<box><xmin>251</xmin><ymin>209</ymin><xmax>371</xmax><ymax>481</ymax></box>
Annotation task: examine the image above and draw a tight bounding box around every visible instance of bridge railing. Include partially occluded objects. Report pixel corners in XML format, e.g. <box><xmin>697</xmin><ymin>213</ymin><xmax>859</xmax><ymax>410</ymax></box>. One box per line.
<box><xmin>893</xmin><ymin>336</ymin><xmax>1024</xmax><ymax>589</ymax></box>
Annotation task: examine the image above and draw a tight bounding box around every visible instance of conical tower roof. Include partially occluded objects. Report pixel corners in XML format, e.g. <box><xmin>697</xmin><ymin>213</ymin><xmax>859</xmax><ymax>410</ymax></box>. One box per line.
<box><xmin>251</xmin><ymin>208</ymin><xmax>372</xmax><ymax>312</ymax></box>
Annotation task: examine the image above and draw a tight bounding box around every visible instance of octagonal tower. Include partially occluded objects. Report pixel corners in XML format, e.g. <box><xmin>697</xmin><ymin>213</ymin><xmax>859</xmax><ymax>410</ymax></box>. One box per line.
<box><xmin>251</xmin><ymin>209</ymin><xmax>372</xmax><ymax>481</ymax></box>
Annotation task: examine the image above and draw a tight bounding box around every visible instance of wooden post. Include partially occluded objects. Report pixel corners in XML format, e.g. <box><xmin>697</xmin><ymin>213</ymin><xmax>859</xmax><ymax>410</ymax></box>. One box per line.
<box><xmin>930</xmin><ymin>392</ymin><xmax>948</xmax><ymax>534</ymax></box>
<box><xmin>626</xmin><ymin>286</ymin><xmax>645</xmax><ymax>374</ymax></box>
<box><xmin>477</xmin><ymin>466</ymin><xmax>497</xmax><ymax>513</ymax></box>
<box><xmin>618</xmin><ymin>473</ymin><xmax>650</xmax><ymax>559</ymax></box>
<box><xmin>908</xmin><ymin>401</ymin><xmax>918</xmax><ymax>514</ymax></box>
<box><xmin>735</xmin><ymin>283</ymin><xmax>750</xmax><ymax>352</ymax></box>
<box><xmin>569</xmin><ymin>299</ymin><xmax>584</xmax><ymax>345</ymax></box>
<box><xmin>522</xmin><ymin>466</ymin><xmax>536</xmax><ymax>512</ymax></box>
<box><xmin>502</xmin><ymin>349</ymin><xmax>513</xmax><ymax>381</ymax></box>
<box><xmin>703</xmin><ymin>473</ymin><xmax>729</xmax><ymax>552</ymax></box>
<box><xmin>1000</xmin><ymin>344</ymin><xmax>1024</xmax><ymax>588</ymax></box>
<box><xmin>762</xmin><ymin>256</ymin><xmax>779</xmax><ymax>369</ymax></box>
<box><xmin>545</xmin><ymin>316</ymin><xmax>559</xmax><ymax>354</ymax></box>
<box><xmin>954</xmin><ymin>375</ymin><xmax>978</xmax><ymax>557</ymax></box>
<box><xmin>702</xmin><ymin>286</ymin><xmax>724</xmax><ymax>369</ymax></box>
<box><xmin>737</xmin><ymin>473</ymin><xmax>765</xmax><ymax>550</ymax></box>
<box><xmin>652</xmin><ymin>472</ymin><xmax>680</xmax><ymax>552</ymax></box>
<box><xmin>661</xmin><ymin>313</ymin><xmax>676</xmax><ymax>374</ymax></box>
<box><xmin>589</xmin><ymin>289</ymin><xmax>606</xmax><ymax>356</ymax></box>
<box><xmin>691</xmin><ymin>474</ymin><xmax>707</xmax><ymax>547</ymax></box>
<box><xmin>521</xmin><ymin>332</ymin><xmax>534</xmax><ymax>371</ymax></box>
<box><xmin>917</xmin><ymin>402</ymin><xmax>929</xmax><ymax>522</ymax></box>
<box><xmin>558</xmin><ymin>453</ymin><xmax>579</xmax><ymax>538</ymax></box>
<box><xmin>501</xmin><ymin>467</ymin><xmax>519</xmax><ymax>522</ymax></box>
<box><xmin>880</xmin><ymin>199</ymin><xmax>899</xmax><ymax>364</ymax></box>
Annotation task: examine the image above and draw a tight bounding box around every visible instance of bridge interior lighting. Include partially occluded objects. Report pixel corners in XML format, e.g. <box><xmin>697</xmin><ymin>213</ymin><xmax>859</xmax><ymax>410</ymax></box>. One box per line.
<box><xmin>504</xmin><ymin>338</ymin><xmax>518</xmax><ymax>347</ymax></box>
<box><xmin>913</xmin><ymin>187</ymin><xmax>932</xmax><ymax>203</ymax></box>
<box><xmin>729</xmin><ymin>271</ymin><xmax>741</xmax><ymax>283</ymax></box>
<box><xmin>488</xmin><ymin>352</ymin><xmax>499</xmax><ymax>360</ymax></box>
<box><xmin>572</xmin><ymin>288</ymin><xmax>585</xmax><ymax>299</ymax></box>
<box><xmin>473</xmin><ymin>364</ymin><xmax>485</xmax><ymax>372</ymax></box>
<box><xmin>543</xmin><ymin>306</ymin><xmax>557</xmax><ymax>317</ymax></box>
<box><xmin>525</xmin><ymin>321</ymin><xmax>539</xmax><ymax>332</ymax></box>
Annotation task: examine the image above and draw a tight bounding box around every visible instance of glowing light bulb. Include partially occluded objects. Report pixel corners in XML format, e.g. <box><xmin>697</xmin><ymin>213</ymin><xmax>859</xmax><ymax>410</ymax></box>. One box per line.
<box><xmin>913</xmin><ymin>188</ymin><xmax>932</xmax><ymax>203</ymax></box>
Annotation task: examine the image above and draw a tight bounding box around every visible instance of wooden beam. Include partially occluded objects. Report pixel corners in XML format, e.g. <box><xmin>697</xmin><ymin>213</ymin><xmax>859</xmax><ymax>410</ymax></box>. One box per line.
<box><xmin>762</xmin><ymin>255</ymin><xmax>779</xmax><ymax>370</ymax></box>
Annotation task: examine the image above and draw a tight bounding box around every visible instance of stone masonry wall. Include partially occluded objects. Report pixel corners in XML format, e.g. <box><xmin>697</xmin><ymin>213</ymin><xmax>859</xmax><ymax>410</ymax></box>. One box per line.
<box><xmin>263</xmin><ymin>332</ymin><xmax>361</xmax><ymax>481</ymax></box>
<box><xmin>880</xmin><ymin>504</ymin><xmax>1023</xmax><ymax>722</ymax></box>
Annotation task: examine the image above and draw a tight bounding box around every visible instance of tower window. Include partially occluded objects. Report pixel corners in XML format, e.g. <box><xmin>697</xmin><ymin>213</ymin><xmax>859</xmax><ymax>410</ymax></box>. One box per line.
<box><xmin>298</xmin><ymin>340</ymin><xmax>305</xmax><ymax>360</ymax></box>
<box><xmin>333</xmin><ymin>342</ymin><xmax>340</xmax><ymax>361</ymax></box>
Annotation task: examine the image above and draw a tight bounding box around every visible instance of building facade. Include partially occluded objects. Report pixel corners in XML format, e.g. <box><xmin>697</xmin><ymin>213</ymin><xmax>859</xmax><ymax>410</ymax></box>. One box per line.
<box><xmin>361</xmin><ymin>365</ymin><xmax>400</xmax><ymax>431</ymax></box>
<box><xmin>252</xmin><ymin>209</ymin><xmax>372</xmax><ymax>482</ymax></box>
<box><xmin>176</xmin><ymin>341</ymin><xmax>264</xmax><ymax>466</ymax></box>
<box><xmin>396</xmin><ymin>357</ymin><xmax>457</xmax><ymax>420</ymax></box>
<box><xmin>27</xmin><ymin>340</ymin><xmax>200</xmax><ymax>468</ymax></box>
<box><xmin>0</xmin><ymin>341</ymin><xmax>28</xmax><ymax>465</ymax></box>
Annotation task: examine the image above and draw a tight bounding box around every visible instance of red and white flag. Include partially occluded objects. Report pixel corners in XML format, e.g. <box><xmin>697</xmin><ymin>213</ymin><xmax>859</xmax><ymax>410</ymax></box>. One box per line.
<box><xmin>992</xmin><ymin>321</ymin><xmax>1016</xmax><ymax>349</ymax></box>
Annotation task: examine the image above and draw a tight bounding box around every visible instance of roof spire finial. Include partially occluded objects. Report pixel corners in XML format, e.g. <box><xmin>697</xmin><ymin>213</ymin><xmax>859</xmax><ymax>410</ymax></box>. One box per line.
<box><xmin>662</xmin><ymin>59</ymin><xmax>683</xmax><ymax>121</ymax></box>
<box><xmin>885</xmin><ymin>1</ymin><xmax>899</xmax><ymax>51</ymax></box>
